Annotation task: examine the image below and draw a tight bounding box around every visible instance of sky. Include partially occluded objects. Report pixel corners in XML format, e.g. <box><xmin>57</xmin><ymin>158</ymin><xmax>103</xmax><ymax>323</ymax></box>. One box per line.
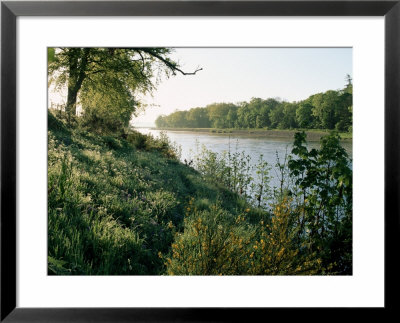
<box><xmin>132</xmin><ymin>47</ymin><xmax>352</xmax><ymax>127</ymax></box>
<box><xmin>48</xmin><ymin>48</ymin><xmax>352</xmax><ymax>127</ymax></box>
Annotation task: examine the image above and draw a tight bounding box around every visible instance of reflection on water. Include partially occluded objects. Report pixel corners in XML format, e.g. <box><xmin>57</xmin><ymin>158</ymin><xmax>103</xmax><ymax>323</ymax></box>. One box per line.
<box><xmin>136</xmin><ymin>128</ymin><xmax>352</xmax><ymax>188</ymax></box>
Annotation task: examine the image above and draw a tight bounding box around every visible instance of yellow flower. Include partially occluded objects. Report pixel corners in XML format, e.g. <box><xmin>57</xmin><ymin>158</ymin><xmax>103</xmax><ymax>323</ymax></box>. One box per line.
<box><xmin>245</xmin><ymin>208</ymin><xmax>250</xmax><ymax>213</ymax></box>
<box><xmin>277</xmin><ymin>247</ymin><xmax>285</xmax><ymax>257</ymax></box>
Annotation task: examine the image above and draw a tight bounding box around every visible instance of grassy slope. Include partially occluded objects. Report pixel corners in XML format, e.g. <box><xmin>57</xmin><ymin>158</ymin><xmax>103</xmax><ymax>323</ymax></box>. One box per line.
<box><xmin>48</xmin><ymin>112</ymin><xmax>254</xmax><ymax>275</ymax></box>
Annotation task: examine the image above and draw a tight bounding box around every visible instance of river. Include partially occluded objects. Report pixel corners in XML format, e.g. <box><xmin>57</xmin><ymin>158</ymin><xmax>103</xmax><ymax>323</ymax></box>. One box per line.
<box><xmin>135</xmin><ymin>128</ymin><xmax>352</xmax><ymax>189</ymax></box>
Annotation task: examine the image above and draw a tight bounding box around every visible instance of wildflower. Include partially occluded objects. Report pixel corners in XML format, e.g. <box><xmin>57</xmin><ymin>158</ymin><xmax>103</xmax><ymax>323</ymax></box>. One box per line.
<box><xmin>277</xmin><ymin>247</ymin><xmax>285</xmax><ymax>257</ymax></box>
<box><xmin>245</xmin><ymin>208</ymin><xmax>250</xmax><ymax>213</ymax></box>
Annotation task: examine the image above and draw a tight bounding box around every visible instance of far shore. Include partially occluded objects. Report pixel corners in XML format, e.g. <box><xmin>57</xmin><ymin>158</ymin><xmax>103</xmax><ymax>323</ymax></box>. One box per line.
<box><xmin>139</xmin><ymin>127</ymin><xmax>352</xmax><ymax>141</ymax></box>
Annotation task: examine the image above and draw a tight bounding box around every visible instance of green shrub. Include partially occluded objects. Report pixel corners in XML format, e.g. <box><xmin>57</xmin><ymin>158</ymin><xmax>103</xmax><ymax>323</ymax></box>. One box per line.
<box><xmin>102</xmin><ymin>135</ymin><xmax>122</xmax><ymax>150</ymax></box>
<box><xmin>126</xmin><ymin>131</ymin><xmax>148</xmax><ymax>150</ymax></box>
<box><xmin>163</xmin><ymin>203</ymin><xmax>255</xmax><ymax>275</ymax></box>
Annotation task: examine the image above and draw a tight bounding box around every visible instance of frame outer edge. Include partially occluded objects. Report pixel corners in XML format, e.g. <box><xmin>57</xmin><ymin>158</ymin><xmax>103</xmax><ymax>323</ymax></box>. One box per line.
<box><xmin>0</xmin><ymin>0</ymin><xmax>398</xmax><ymax>321</ymax></box>
<box><xmin>1</xmin><ymin>2</ymin><xmax>17</xmax><ymax>322</ymax></box>
<box><xmin>385</xmin><ymin>0</ymin><xmax>400</xmax><ymax>311</ymax></box>
<box><xmin>2</xmin><ymin>1</ymin><xmax>399</xmax><ymax>16</ymax></box>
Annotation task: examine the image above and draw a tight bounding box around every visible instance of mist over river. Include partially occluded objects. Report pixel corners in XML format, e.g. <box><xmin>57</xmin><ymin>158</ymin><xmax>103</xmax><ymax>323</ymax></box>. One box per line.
<box><xmin>136</xmin><ymin>128</ymin><xmax>352</xmax><ymax>189</ymax></box>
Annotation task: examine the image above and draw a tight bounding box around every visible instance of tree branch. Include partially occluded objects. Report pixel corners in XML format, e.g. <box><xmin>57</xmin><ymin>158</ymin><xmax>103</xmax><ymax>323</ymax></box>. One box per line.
<box><xmin>136</xmin><ymin>48</ymin><xmax>203</xmax><ymax>75</ymax></box>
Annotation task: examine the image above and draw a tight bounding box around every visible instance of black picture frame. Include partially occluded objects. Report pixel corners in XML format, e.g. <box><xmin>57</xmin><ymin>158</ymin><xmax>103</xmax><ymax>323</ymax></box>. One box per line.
<box><xmin>1</xmin><ymin>0</ymin><xmax>399</xmax><ymax>321</ymax></box>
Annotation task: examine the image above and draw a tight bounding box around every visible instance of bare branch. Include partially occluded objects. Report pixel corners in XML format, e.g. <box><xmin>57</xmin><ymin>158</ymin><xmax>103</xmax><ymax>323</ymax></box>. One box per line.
<box><xmin>136</xmin><ymin>48</ymin><xmax>203</xmax><ymax>76</ymax></box>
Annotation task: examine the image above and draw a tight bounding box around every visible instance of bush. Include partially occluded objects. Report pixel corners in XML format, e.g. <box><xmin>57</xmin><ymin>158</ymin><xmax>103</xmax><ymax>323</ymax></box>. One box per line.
<box><xmin>163</xmin><ymin>199</ymin><xmax>323</xmax><ymax>275</ymax></box>
<box><xmin>126</xmin><ymin>131</ymin><xmax>148</xmax><ymax>150</ymax></box>
<box><xmin>247</xmin><ymin>198</ymin><xmax>322</xmax><ymax>275</ymax></box>
<box><xmin>126</xmin><ymin>130</ymin><xmax>181</xmax><ymax>160</ymax></box>
<box><xmin>163</xmin><ymin>203</ymin><xmax>255</xmax><ymax>275</ymax></box>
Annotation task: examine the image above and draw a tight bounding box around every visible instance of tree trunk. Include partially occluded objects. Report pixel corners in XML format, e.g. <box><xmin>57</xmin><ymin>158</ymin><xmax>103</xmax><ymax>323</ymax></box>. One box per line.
<box><xmin>65</xmin><ymin>48</ymin><xmax>90</xmax><ymax>118</ymax></box>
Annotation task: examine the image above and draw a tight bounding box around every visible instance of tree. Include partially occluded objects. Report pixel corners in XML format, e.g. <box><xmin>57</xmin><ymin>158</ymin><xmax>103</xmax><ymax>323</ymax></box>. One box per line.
<box><xmin>151</xmin><ymin>76</ymin><xmax>352</xmax><ymax>132</ymax></box>
<box><xmin>311</xmin><ymin>91</ymin><xmax>339</xmax><ymax>129</ymax></box>
<box><xmin>48</xmin><ymin>47</ymin><xmax>202</xmax><ymax>119</ymax></box>
<box><xmin>296</xmin><ymin>102</ymin><xmax>314</xmax><ymax>128</ymax></box>
<box><xmin>237</xmin><ymin>102</ymin><xmax>257</xmax><ymax>128</ymax></box>
<box><xmin>269</xmin><ymin>104</ymin><xmax>285</xmax><ymax>129</ymax></box>
<box><xmin>79</xmin><ymin>71</ymin><xmax>137</xmax><ymax>133</ymax></box>
<box><xmin>206</xmin><ymin>103</ymin><xmax>237</xmax><ymax>128</ymax></box>
<box><xmin>345</xmin><ymin>74</ymin><xmax>353</xmax><ymax>94</ymax></box>
<box><xmin>155</xmin><ymin>115</ymin><xmax>167</xmax><ymax>128</ymax></box>
<box><xmin>226</xmin><ymin>107</ymin><xmax>238</xmax><ymax>128</ymax></box>
<box><xmin>281</xmin><ymin>102</ymin><xmax>298</xmax><ymax>129</ymax></box>
<box><xmin>257</xmin><ymin>98</ymin><xmax>280</xmax><ymax>128</ymax></box>
<box><xmin>247</xmin><ymin>98</ymin><xmax>267</xmax><ymax>128</ymax></box>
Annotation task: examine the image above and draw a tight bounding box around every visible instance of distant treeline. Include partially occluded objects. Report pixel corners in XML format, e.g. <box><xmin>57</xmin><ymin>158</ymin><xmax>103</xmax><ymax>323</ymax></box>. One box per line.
<box><xmin>156</xmin><ymin>77</ymin><xmax>352</xmax><ymax>132</ymax></box>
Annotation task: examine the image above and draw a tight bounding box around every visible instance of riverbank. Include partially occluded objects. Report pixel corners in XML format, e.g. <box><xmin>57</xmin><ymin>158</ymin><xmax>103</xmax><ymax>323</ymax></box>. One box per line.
<box><xmin>48</xmin><ymin>111</ymin><xmax>258</xmax><ymax>275</ymax></box>
<box><xmin>150</xmin><ymin>127</ymin><xmax>352</xmax><ymax>141</ymax></box>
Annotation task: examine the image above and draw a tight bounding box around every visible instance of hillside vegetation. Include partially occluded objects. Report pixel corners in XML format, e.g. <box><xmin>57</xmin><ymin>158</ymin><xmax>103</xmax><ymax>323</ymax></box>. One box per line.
<box><xmin>48</xmin><ymin>110</ymin><xmax>352</xmax><ymax>275</ymax></box>
<box><xmin>48</xmin><ymin>111</ymin><xmax>259</xmax><ymax>274</ymax></box>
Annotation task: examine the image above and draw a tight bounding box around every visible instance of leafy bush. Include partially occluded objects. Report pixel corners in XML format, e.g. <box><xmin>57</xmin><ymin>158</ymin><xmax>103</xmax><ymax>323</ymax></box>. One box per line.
<box><xmin>188</xmin><ymin>131</ymin><xmax>352</xmax><ymax>274</ymax></box>
<box><xmin>287</xmin><ymin>132</ymin><xmax>352</xmax><ymax>273</ymax></box>
<box><xmin>247</xmin><ymin>198</ymin><xmax>322</xmax><ymax>275</ymax></box>
<box><xmin>163</xmin><ymin>202</ymin><xmax>255</xmax><ymax>275</ymax></box>
<box><xmin>163</xmin><ymin>199</ymin><xmax>323</xmax><ymax>275</ymax></box>
<box><xmin>126</xmin><ymin>131</ymin><xmax>148</xmax><ymax>150</ymax></box>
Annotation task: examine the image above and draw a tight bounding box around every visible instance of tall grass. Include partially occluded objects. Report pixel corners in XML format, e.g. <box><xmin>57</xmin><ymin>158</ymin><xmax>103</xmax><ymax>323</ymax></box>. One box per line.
<box><xmin>48</xmin><ymin>110</ymin><xmax>256</xmax><ymax>275</ymax></box>
<box><xmin>48</xmin><ymin>110</ymin><xmax>351</xmax><ymax>275</ymax></box>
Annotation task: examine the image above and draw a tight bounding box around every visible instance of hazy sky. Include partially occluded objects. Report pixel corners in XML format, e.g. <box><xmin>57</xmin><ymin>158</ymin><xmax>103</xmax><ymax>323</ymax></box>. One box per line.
<box><xmin>132</xmin><ymin>47</ymin><xmax>352</xmax><ymax>127</ymax></box>
<box><xmin>48</xmin><ymin>48</ymin><xmax>352</xmax><ymax>126</ymax></box>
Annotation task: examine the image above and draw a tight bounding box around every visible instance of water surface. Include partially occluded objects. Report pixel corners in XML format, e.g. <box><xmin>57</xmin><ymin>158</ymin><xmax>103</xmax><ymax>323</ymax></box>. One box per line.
<box><xmin>136</xmin><ymin>128</ymin><xmax>352</xmax><ymax>188</ymax></box>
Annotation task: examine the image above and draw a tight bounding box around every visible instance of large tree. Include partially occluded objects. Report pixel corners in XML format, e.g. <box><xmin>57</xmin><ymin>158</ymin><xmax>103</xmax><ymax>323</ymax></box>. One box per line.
<box><xmin>48</xmin><ymin>47</ymin><xmax>202</xmax><ymax>118</ymax></box>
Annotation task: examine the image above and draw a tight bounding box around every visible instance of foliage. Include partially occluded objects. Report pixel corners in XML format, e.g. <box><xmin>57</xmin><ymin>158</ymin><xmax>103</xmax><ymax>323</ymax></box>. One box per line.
<box><xmin>48</xmin><ymin>111</ymin><xmax>251</xmax><ymax>275</ymax></box>
<box><xmin>155</xmin><ymin>78</ymin><xmax>352</xmax><ymax>132</ymax></box>
<box><xmin>79</xmin><ymin>72</ymin><xmax>137</xmax><ymax>134</ymax></box>
<box><xmin>287</xmin><ymin>131</ymin><xmax>352</xmax><ymax>273</ymax></box>
<box><xmin>163</xmin><ymin>199</ymin><xmax>322</xmax><ymax>275</ymax></box>
<box><xmin>247</xmin><ymin>198</ymin><xmax>322</xmax><ymax>275</ymax></box>
<box><xmin>48</xmin><ymin>47</ymin><xmax>200</xmax><ymax>130</ymax></box>
<box><xmin>185</xmin><ymin>130</ymin><xmax>352</xmax><ymax>274</ymax></box>
<box><xmin>163</xmin><ymin>203</ymin><xmax>255</xmax><ymax>275</ymax></box>
<box><xmin>48</xmin><ymin>109</ymin><xmax>352</xmax><ymax>276</ymax></box>
<box><xmin>192</xmin><ymin>141</ymin><xmax>255</xmax><ymax>199</ymax></box>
